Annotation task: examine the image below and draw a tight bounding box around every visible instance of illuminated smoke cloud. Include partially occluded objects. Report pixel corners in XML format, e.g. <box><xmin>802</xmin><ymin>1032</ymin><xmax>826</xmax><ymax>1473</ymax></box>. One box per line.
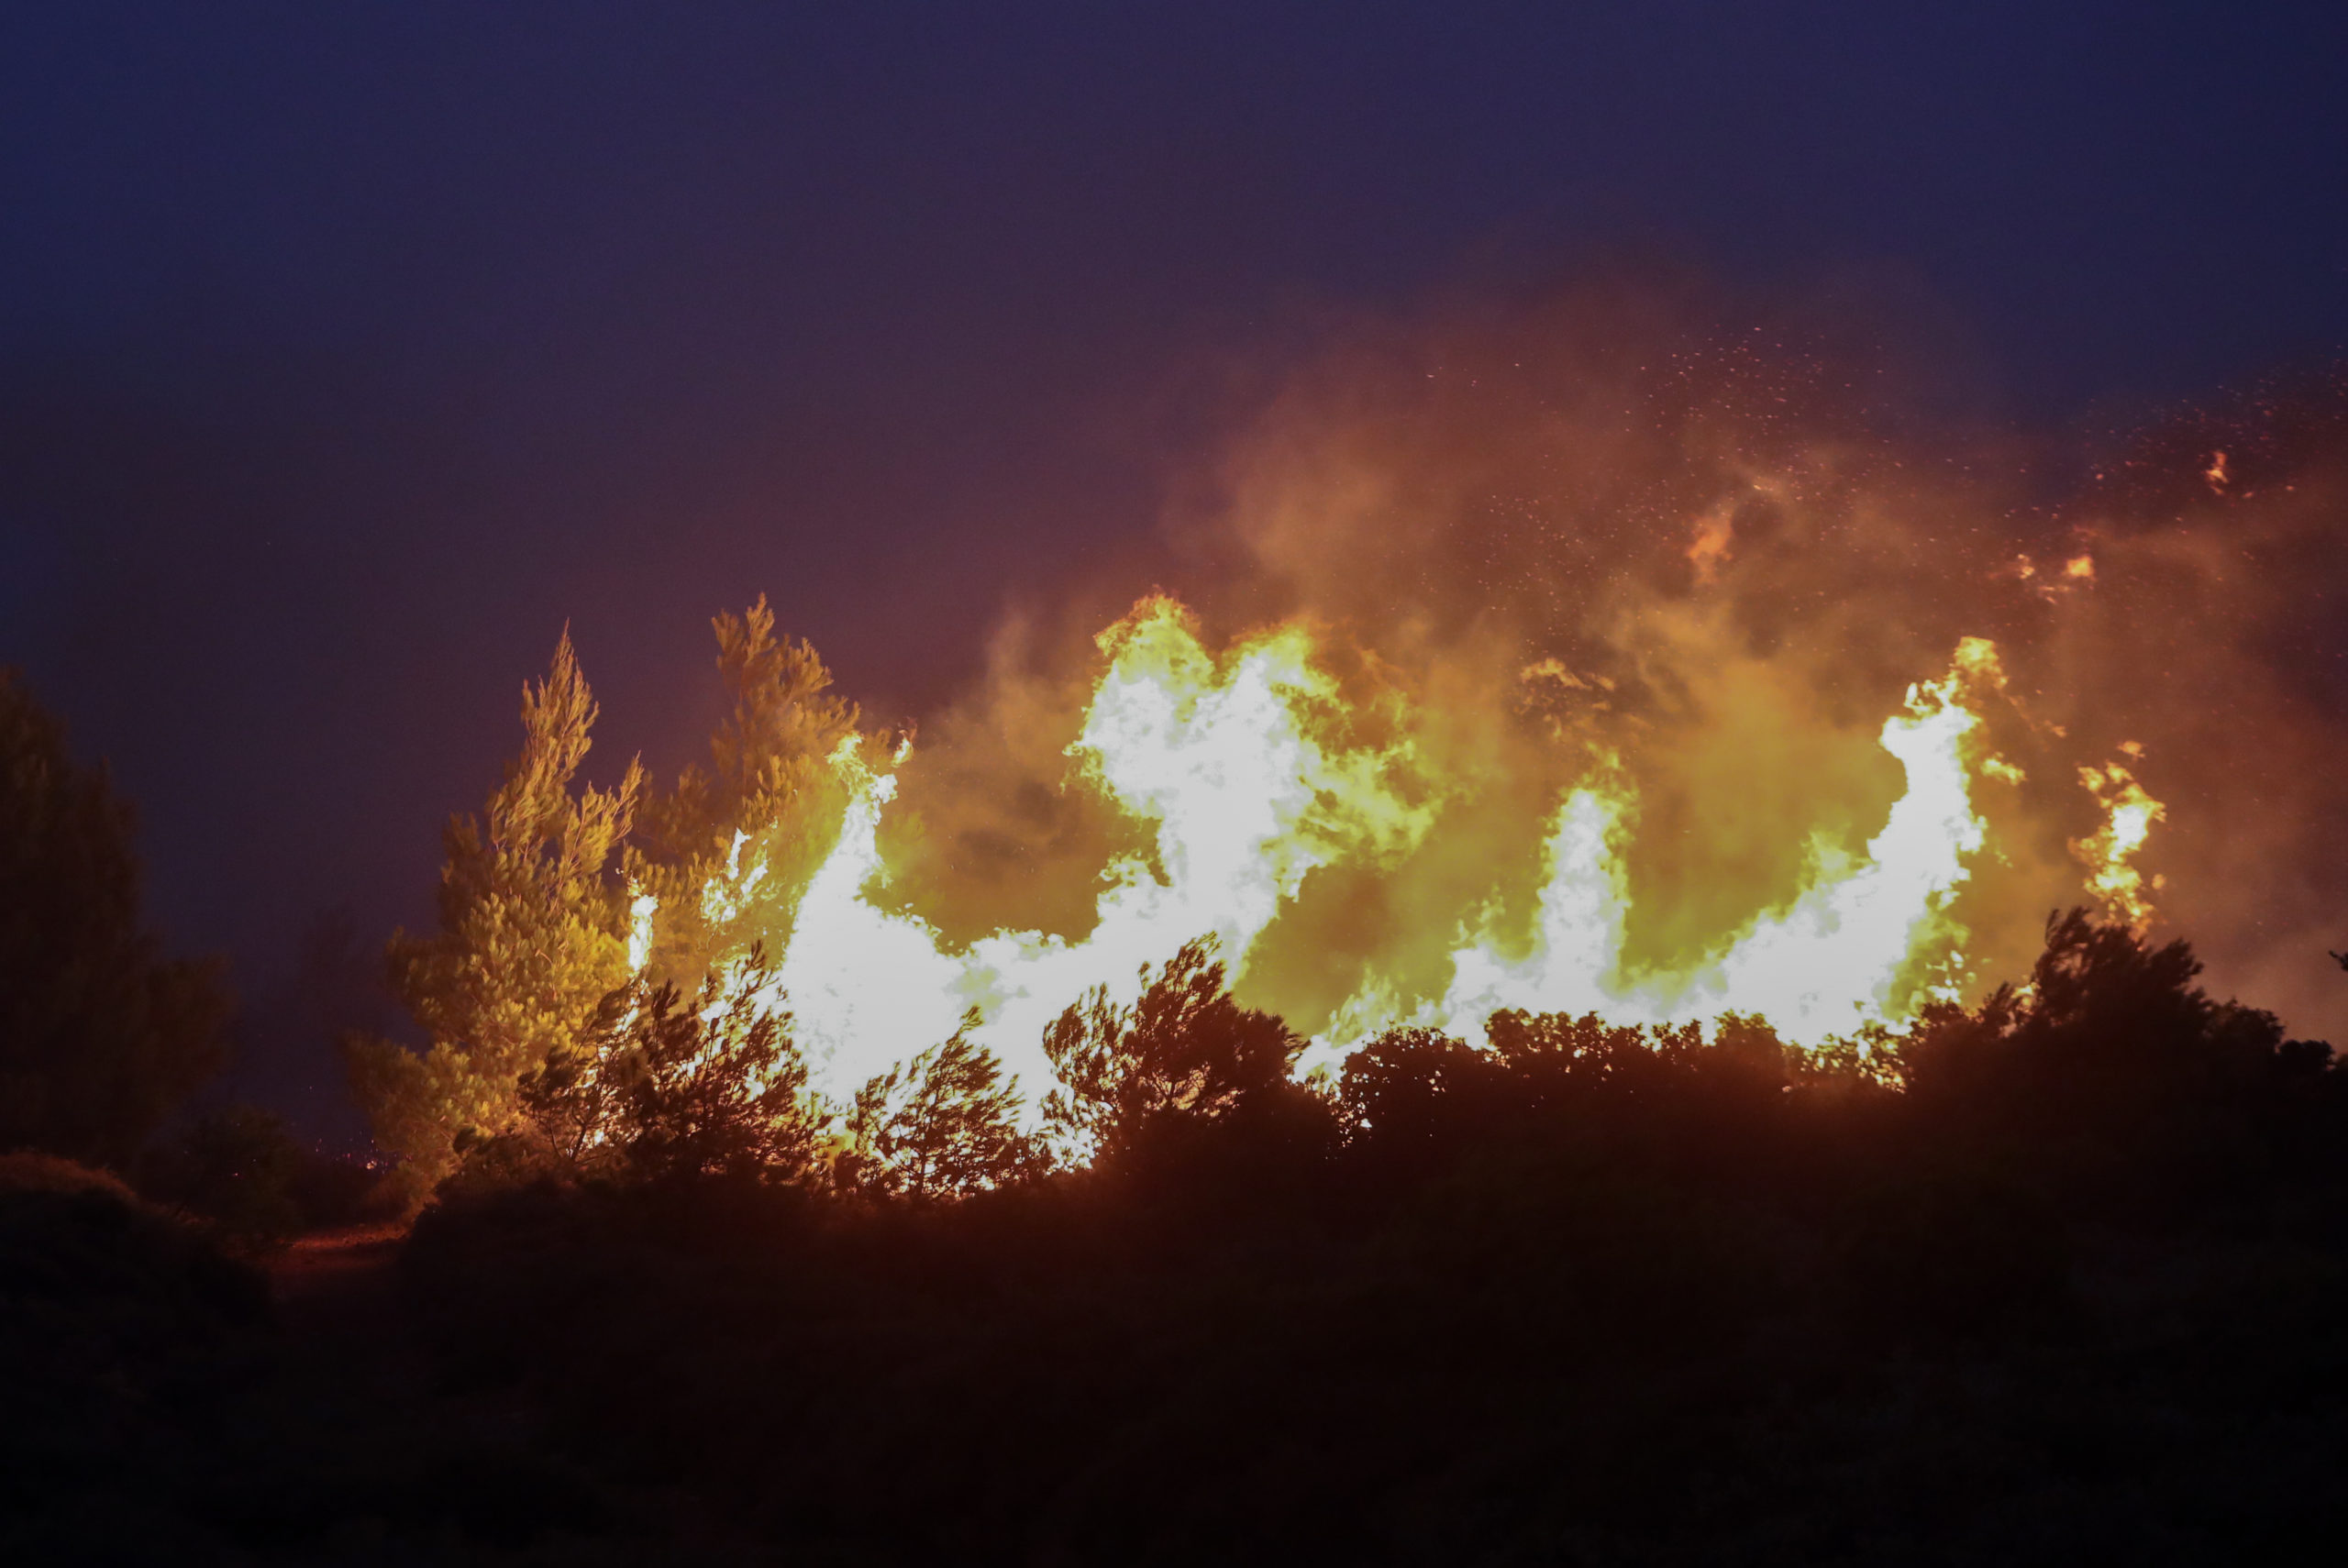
<box><xmin>640</xmin><ymin>287</ymin><xmax>2348</xmax><ymax>1111</ymax></box>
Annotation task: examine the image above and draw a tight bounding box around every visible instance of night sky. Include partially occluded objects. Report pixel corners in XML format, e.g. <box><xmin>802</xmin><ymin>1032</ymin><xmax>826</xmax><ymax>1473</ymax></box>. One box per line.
<box><xmin>3</xmin><ymin>3</ymin><xmax>2343</xmax><ymax>1138</ymax></box>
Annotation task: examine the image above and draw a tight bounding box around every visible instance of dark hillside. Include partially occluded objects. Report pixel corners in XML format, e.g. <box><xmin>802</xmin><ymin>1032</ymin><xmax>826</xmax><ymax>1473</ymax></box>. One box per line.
<box><xmin>7</xmin><ymin>913</ymin><xmax>2347</xmax><ymax>1563</ymax></box>
<box><xmin>386</xmin><ymin>914</ymin><xmax>2348</xmax><ymax>1564</ymax></box>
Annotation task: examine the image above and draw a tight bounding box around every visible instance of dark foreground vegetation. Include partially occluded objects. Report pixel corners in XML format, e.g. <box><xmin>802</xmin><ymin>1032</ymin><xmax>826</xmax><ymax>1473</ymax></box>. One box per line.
<box><xmin>9</xmin><ymin>910</ymin><xmax>2348</xmax><ymax>1565</ymax></box>
<box><xmin>9</xmin><ymin>648</ymin><xmax>2348</xmax><ymax>1562</ymax></box>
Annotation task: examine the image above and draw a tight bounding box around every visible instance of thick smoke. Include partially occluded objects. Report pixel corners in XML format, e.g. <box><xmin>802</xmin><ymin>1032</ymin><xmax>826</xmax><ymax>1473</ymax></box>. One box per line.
<box><xmin>874</xmin><ymin>282</ymin><xmax>2348</xmax><ymax>1048</ymax></box>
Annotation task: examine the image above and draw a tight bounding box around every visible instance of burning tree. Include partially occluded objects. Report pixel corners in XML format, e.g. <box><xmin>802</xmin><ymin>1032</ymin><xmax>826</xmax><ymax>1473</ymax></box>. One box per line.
<box><xmin>348</xmin><ymin>607</ymin><xmax>880</xmax><ymax>1207</ymax></box>
<box><xmin>350</xmin><ymin>377</ymin><xmax>2348</xmax><ymax>1209</ymax></box>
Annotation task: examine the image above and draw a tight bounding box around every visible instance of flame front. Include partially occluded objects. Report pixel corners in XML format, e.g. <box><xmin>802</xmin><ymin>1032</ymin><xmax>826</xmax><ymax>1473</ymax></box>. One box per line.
<box><xmin>1335</xmin><ymin>635</ymin><xmax>2005</xmax><ymax>1055</ymax></box>
<box><xmin>630</xmin><ymin>594</ymin><xmax>2158</xmax><ymax>1118</ymax></box>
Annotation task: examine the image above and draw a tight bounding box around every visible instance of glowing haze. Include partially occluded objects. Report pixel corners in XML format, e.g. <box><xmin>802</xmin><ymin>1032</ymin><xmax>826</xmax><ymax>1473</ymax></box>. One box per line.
<box><xmin>625</xmin><ymin>293</ymin><xmax>2348</xmax><ymax>1112</ymax></box>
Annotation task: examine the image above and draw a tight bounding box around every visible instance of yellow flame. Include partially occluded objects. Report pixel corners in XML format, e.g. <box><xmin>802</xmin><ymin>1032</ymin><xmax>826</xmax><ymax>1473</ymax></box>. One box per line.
<box><xmin>2070</xmin><ymin>754</ymin><xmax>2165</xmax><ymax>932</ymax></box>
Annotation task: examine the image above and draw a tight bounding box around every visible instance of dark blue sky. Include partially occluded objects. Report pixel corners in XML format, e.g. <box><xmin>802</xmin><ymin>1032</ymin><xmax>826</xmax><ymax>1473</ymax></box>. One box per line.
<box><xmin>2</xmin><ymin>3</ymin><xmax>2342</xmax><ymax>1131</ymax></box>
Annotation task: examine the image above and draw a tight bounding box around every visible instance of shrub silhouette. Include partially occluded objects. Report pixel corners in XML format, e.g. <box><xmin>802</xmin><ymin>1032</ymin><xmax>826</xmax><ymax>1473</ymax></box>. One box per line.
<box><xmin>1892</xmin><ymin>909</ymin><xmax>2338</xmax><ymax>1206</ymax></box>
<box><xmin>0</xmin><ymin>1150</ymin><xmax>141</xmax><ymax>1202</ymax></box>
<box><xmin>0</xmin><ymin>1176</ymin><xmax>271</xmax><ymax>1553</ymax></box>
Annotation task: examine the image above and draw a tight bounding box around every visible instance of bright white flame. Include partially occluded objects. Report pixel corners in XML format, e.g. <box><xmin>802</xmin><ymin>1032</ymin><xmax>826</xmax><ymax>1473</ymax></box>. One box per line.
<box><xmin>773</xmin><ymin>741</ymin><xmax>970</xmax><ymax>1091</ymax></box>
<box><xmin>766</xmin><ymin>603</ymin><xmax>1438</xmax><ymax>1113</ymax></box>
<box><xmin>1430</xmin><ymin>784</ymin><xmax>1633</xmax><ymax>1035</ymax></box>
<box><xmin>626</xmin><ymin>890</ymin><xmax>659</xmax><ymax>975</ymax></box>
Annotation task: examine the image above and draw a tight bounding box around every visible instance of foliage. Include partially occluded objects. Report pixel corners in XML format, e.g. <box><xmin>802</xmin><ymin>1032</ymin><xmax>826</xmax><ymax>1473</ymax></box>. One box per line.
<box><xmin>138</xmin><ymin>1106</ymin><xmax>389</xmax><ymax>1247</ymax></box>
<box><xmin>847</xmin><ymin>1010</ymin><xmax>1043</xmax><ymax>1197</ymax></box>
<box><xmin>0</xmin><ymin>668</ymin><xmax>231</xmax><ymax>1167</ymax></box>
<box><xmin>345</xmin><ymin>606</ymin><xmax>870</xmax><ymax>1212</ymax></box>
<box><xmin>343</xmin><ymin>632</ymin><xmax>643</xmax><ymax>1209</ymax></box>
<box><xmin>505</xmin><ymin>948</ymin><xmax>821</xmax><ymax>1187</ymax></box>
<box><xmin>393</xmin><ymin>900</ymin><xmax>2348</xmax><ymax>1562</ymax></box>
<box><xmin>1338</xmin><ymin>1009</ymin><xmax>1809</xmax><ymax>1168</ymax></box>
<box><xmin>600</xmin><ymin>961</ymin><xmax>820</xmax><ymax>1185</ymax></box>
<box><xmin>1335</xmin><ymin>1023</ymin><xmax>1490</xmax><ymax>1149</ymax></box>
<box><xmin>1040</xmin><ymin>936</ymin><xmax>1301</xmax><ymax>1165</ymax></box>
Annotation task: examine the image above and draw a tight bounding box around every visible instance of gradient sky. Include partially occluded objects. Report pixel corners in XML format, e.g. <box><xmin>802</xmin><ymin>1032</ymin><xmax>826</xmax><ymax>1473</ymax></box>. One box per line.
<box><xmin>2</xmin><ymin>2</ymin><xmax>2342</xmax><ymax>1136</ymax></box>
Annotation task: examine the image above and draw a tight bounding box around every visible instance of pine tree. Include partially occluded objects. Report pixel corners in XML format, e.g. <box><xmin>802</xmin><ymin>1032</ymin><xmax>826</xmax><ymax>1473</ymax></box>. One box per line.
<box><xmin>627</xmin><ymin>596</ymin><xmax>859</xmax><ymax>985</ymax></box>
<box><xmin>344</xmin><ymin>632</ymin><xmax>643</xmax><ymax>1209</ymax></box>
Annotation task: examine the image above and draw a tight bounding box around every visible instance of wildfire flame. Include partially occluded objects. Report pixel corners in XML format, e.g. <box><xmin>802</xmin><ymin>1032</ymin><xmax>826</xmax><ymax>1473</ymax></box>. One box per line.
<box><xmin>608</xmin><ymin>318</ymin><xmax>2348</xmax><ymax>1121</ymax></box>
<box><xmin>1401</xmin><ymin>635</ymin><xmax>2005</xmax><ymax>1053</ymax></box>
<box><xmin>628</xmin><ymin>596</ymin><xmax>2163</xmax><ymax>1119</ymax></box>
<box><xmin>2071</xmin><ymin>748</ymin><xmax>2167</xmax><ymax>933</ymax></box>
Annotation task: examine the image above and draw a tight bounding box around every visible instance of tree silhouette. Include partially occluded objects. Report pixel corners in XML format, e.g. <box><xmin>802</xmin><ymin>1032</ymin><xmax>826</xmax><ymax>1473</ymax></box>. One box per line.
<box><xmin>140</xmin><ymin>1104</ymin><xmax>305</xmax><ymax>1248</ymax></box>
<box><xmin>380</xmin><ymin>905</ymin><xmax>2345</xmax><ymax>1562</ymax></box>
<box><xmin>0</xmin><ymin>668</ymin><xmax>228</xmax><ymax>1165</ymax></box>
<box><xmin>1337</xmin><ymin>1025</ymin><xmax>1490</xmax><ymax>1151</ymax></box>
<box><xmin>1040</xmin><ymin>936</ymin><xmax>1300</xmax><ymax>1165</ymax></box>
<box><xmin>591</xmin><ymin>955</ymin><xmax>818</xmax><ymax>1185</ymax></box>
<box><xmin>1888</xmin><ymin>908</ymin><xmax>2334</xmax><ymax>1191</ymax></box>
<box><xmin>848</xmin><ymin>1010</ymin><xmax>1042</xmax><ymax>1198</ymax></box>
